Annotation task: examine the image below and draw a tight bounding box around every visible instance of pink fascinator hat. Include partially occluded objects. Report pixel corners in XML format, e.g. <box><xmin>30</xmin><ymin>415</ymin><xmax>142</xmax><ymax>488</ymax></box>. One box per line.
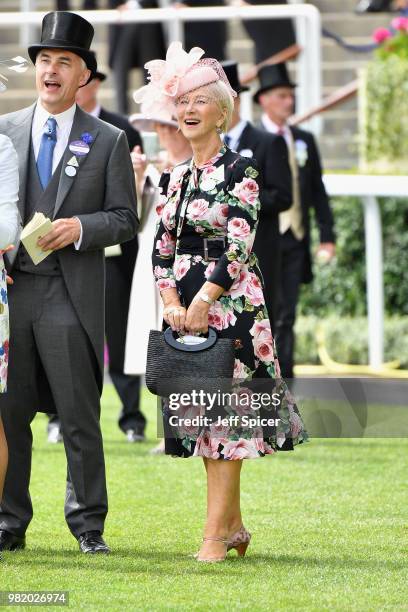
<box><xmin>133</xmin><ymin>41</ymin><xmax>237</xmax><ymax>121</ymax></box>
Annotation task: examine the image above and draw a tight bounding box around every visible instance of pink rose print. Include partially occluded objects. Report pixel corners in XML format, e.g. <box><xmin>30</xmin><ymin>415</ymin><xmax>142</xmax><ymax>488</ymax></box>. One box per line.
<box><xmin>250</xmin><ymin>318</ymin><xmax>271</xmax><ymax>338</ymax></box>
<box><xmin>244</xmin><ymin>272</ymin><xmax>265</xmax><ymax>307</ymax></box>
<box><xmin>156</xmin><ymin>232</ymin><xmax>175</xmax><ymax>257</ymax></box>
<box><xmin>250</xmin><ymin>318</ymin><xmax>274</xmax><ymax>362</ymax></box>
<box><xmin>229</xmin><ymin>269</ymin><xmax>250</xmax><ymax>300</ymax></box>
<box><xmin>222</xmin><ymin>438</ymin><xmax>259</xmax><ymax>460</ymax></box>
<box><xmin>208</xmin><ymin>301</ymin><xmax>237</xmax><ymax>331</ymax></box>
<box><xmin>201</xmin><ymin>165</ymin><xmax>217</xmax><ymax>180</ymax></box>
<box><xmin>227</xmin><ymin>260</ymin><xmax>241</xmax><ymax>280</ymax></box>
<box><xmin>156</xmin><ymin>193</ymin><xmax>167</xmax><ymax>218</ymax></box>
<box><xmin>174</xmin><ymin>255</ymin><xmax>191</xmax><ymax>281</ymax></box>
<box><xmin>193</xmin><ymin>431</ymin><xmax>221</xmax><ymax>459</ymax></box>
<box><xmin>233</xmin><ymin>358</ymin><xmax>247</xmax><ymax>379</ymax></box>
<box><xmin>231</xmin><ymin>177</ymin><xmax>259</xmax><ymax>207</ymax></box>
<box><xmin>228</xmin><ymin>217</ymin><xmax>251</xmax><ymax>239</ymax></box>
<box><xmin>204</xmin><ymin>261</ymin><xmax>216</xmax><ymax>279</ymax></box>
<box><xmin>168</xmin><ymin>164</ymin><xmax>188</xmax><ymax>193</ymax></box>
<box><xmin>209</xmin><ymin>203</ymin><xmax>228</xmax><ymax>229</ymax></box>
<box><xmin>161</xmin><ymin>200</ymin><xmax>177</xmax><ymax>230</ymax></box>
<box><xmin>157</xmin><ymin>277</ymin><xmax>176</xmax><ymax>290</ymax></box>
<box><xmin>154</xmin><ymin>265</ymin><xmax>170</xmax><ymax>278</ymax></box>
<box><xmin>187</xmin><ymin>198</ymin><xmax>210</xmax><ymax>221</ymax></box>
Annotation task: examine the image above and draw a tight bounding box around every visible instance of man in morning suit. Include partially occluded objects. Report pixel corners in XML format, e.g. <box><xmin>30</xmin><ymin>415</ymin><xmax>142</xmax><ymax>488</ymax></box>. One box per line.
<box><xmin>0</xmin><ymin>11</ymin><xmax>138</xmax><ymax>554</ymax></box>
<box><xmin>256</xmin><ymin>63</ymin><xmax>336</xmax><ymax>379</ymax></box>
<box><xmin>222</xmin><ymin>61</ymin><xmax>292</xmax><ymax>332</ymax></box>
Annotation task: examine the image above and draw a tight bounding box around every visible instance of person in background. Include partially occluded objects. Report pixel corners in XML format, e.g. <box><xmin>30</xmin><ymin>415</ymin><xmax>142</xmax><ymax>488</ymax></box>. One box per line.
<box><xmin>46</xmin><ymin>53</ymin><xmax>146</xmax><ymax>444</ymax></box>
<box><xmin>242</xmin><ymin>0</ymin><xmax>296</xmax><ymax>64</ymax></box>
<box><xmin>256</xmin><ymin>62</ymin><xmax>336</xmax><ymax>381</ymax></box>
<box><xmin>222</xmin><ymin>60</ymin><xmax>292</xmax><ymax>331</ymax></box>
<box><xmin>173</xmin><ymin>0</ymin><xmax>227</xmax><ymax>61</ymax></box>
<box><xmin>125</xmin><ymin>113</ymin><xmax>192</xmax><ymax>454</ymax></box>
<box><xmin>109</xmin><ymin>0</ymin><xmax>166</xmax><ymax>115</ymax></box>
<box><xmin>0</xmin><ymin>135</ymin><xmax>19</xmax><ymax>514</ymax></box>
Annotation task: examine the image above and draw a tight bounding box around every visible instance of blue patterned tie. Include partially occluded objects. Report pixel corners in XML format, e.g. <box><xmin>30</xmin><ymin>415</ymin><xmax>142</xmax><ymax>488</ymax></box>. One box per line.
<box><xmin>37</xmin><ymin>117</ymin><xmax>57</xmax><ymax>190</ymax></box>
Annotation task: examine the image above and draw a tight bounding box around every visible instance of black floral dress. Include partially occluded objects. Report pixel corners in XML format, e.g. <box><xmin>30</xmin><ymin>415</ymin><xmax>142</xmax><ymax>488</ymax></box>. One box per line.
<box><xmin>152</xmin><ymin>145</ymin><xmax>308</xmax><ymax>459</ymax></box>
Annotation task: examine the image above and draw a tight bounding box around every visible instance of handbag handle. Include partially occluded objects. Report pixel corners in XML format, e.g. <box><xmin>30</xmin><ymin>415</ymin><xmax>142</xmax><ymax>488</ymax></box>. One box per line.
<box><xmin>164</xmin><ymin>326</ymin><xmax>218</xmax><ymax>352</ymax></box>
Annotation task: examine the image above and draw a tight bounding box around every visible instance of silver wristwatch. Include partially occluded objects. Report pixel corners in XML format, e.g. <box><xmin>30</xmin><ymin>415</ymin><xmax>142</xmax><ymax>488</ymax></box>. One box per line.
<box><xmin>197</xmin><ymin>292</ymin><xmax>214</xmax><ymax>305</ymax></box>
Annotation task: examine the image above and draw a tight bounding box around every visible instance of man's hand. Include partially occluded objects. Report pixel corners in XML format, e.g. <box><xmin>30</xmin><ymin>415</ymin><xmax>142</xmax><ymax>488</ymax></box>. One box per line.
<box><xmin>316</xmin><ymin>242</ymin><xmax>335</xmax><ymax>263</ymax></box>
<box><xmin>37</xmin><ymin>218</ymin><xmax>81</xmax><ymax>252</ymax></box>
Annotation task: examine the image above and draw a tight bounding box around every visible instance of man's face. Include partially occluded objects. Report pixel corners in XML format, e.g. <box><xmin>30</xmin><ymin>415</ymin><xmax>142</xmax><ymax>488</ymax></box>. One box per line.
<box><xmin>35</xmin><ymin>49</ymin><xmax>90</xmax><ymax>111</ymax></box>
<box><xmin>75</xmin><ymin>77</ymin><xmax>100</xmax><ymax>108</ymax></box>
<box><xmin>258</xmin><ymin>87</ymin><xmax>295</xmax><ymax>122</ymax></box>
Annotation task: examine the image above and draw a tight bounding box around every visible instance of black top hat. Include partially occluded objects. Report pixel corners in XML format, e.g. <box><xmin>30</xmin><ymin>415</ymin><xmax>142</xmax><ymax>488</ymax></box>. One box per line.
<box><xmin>87</xmin><ymin>51</ymin><xmax>106</xmax><ymax>82</ymax></box>
<box><xmin>221</xmin><ymin>61</ymin><xmax>249</xmax><ymax>94</ymax></box>
<box><xmin>28</xmin><ymin>12</ymin><xmax>97</xmax><ymax>79</ymax></box>
<box><xmin>253</xmin><ymin>63</ymin><xmax>296</xmax><ymax>104</ymax></box>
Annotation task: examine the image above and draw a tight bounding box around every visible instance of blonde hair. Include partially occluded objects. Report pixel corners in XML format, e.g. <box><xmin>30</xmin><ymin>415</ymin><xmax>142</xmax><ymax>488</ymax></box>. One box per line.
<box><xmin>204</xmin><ymin>80</ymin><xmax>234</xmax><ymax>134</ymax></box>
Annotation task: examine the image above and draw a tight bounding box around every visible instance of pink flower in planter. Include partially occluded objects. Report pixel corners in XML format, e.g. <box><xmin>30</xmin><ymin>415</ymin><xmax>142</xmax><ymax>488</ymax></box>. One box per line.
<box><xmin>391</xmin><ymin>16</ymin><xmax>408</xmax><ymax>31</ymax></box>
<box><xmin>372</xmin><ymin>27</ymin><xmax>392</xmax><ymax>43</ymax></box>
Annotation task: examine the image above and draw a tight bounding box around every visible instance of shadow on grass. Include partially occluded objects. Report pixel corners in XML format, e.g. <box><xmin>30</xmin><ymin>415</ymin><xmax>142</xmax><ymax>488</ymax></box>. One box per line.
<box><xmin>4</xmin><ymin>548</ymin><xmax>407</xmax><ymax>574</ymax></box>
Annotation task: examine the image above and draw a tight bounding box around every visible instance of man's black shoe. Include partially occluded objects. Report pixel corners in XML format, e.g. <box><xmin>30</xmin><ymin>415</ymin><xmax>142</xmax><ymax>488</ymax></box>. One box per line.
<box><xmin>78</xmin><ymin>531</ymin><xmax>110</xmax><ymax>554</ymax></box>
<box><xmin>0</xmin><ymin>530</ymin><xmax>26</xmax><ymax>551</ymax></box>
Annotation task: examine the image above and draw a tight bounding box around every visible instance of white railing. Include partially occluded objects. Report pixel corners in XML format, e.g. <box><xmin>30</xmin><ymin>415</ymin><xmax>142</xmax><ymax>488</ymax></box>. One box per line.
<box><xmin>2</xmin><ymin>3</ymin><xmax>322</xmax><ymax>133</ymax></box>
<box><xmin>323</xmin><ymin>174</ymin><xmax>408</xmax><ymax>371</ymax></box>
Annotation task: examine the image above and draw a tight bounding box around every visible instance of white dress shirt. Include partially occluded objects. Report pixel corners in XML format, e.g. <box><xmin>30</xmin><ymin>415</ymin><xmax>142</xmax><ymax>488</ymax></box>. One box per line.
<box><xmin>32</xmin><ymin>100</ymin><xmax>77</xmax><ymax>173</ymax></box>
<box><xmin>225</xmin><ymin>119</ymin><xmax>247</xmax><ymax>153</ymax></box>
<box><xmin>88</xmin><ymin>104</ymin><xmax>101</xmax><ymax>119</ymax></box>
<box><xmin>0</xmin><ymin>134</ymin><xmax>19</xmax><ymax>249</ymax></box>
<box><xmin>31</xmin><ymin>100</ymin><xmax>84</xmax><ymax>248</ymax></box>
<box><xmin>261</xmin><ymin>113</ymin><xmax>292</xmax><ymax>148</ymax></box>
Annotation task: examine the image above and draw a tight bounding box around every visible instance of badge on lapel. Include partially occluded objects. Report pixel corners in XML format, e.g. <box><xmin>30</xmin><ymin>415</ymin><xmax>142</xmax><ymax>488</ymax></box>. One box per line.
<box><xmin>295</xmin><ymin>139</ymin><xmax>308</xmax><ymax>167</ymax></box>
<box><xmin>65</xmin><ymin>132</ymin><xmax>94</xmax><ymax>178</ymax></box>
<box><xmin>239</xmin><ymin>149</ymin><xmax>254</xmax><ymax>159</ymax></box>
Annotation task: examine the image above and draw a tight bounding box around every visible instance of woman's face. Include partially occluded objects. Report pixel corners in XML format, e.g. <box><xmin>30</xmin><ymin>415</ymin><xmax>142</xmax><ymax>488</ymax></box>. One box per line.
<box><xmin>175</xmin><ymin>86</ymin><xmax>225</xmax><ymax>143</ymax></box>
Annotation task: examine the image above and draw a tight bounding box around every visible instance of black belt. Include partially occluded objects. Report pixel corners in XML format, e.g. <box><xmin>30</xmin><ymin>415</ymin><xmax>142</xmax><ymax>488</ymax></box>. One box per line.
<box><xmin>177</xmin><ymin>237</ymin><xmax>226</xmax><ymax>262</ymax></box>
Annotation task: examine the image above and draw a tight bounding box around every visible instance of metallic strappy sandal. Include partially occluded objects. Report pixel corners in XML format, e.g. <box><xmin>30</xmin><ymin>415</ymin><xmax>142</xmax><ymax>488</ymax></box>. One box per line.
<box><xmin>196</xmin><ymin>536</ymin><xmax>229</xmax><ymax>563</ymax></box>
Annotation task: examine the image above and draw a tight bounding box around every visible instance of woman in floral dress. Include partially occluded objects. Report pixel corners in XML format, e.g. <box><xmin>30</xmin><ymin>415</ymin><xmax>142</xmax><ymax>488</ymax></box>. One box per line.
<box><xmin>0</xmin><ymin>133</ymin><xmax>19</xmax><ymax>502</ymax></box>
<box><xmin>135</xmin><ymin>42</ymin><xmax>308</xmax><ymax>563</ymax></box>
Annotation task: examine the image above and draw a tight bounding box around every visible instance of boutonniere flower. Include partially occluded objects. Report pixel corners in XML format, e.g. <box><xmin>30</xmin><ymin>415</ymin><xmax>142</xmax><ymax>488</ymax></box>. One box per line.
<box><xmin>80</xmin><ymin>132</ymin><xmax>93</xmax><ymax>146</ymax></box>
<box><xmin>295</xmin><ymin>139</ymin><xmax>308</xmax><ymax>167</ymax></box>
<box><xmin>200</xmin><ymin>165</ymin><xmax>225</xmax><ymax>192</ymax></box>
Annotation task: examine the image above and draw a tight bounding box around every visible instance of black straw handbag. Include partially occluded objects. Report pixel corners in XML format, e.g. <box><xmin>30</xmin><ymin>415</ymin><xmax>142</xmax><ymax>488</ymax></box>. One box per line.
<box><xmin>146</xmin><ymin>327</ymin><xmax>235</xmax><ymax>397</ymax></box>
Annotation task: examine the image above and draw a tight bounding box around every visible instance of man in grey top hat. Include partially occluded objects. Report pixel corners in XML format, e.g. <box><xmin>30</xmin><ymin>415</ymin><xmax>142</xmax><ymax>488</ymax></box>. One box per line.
<box><xmin>0</xmin><ymin>11</ymin><xmax>138</xmax><ymax>554</ymax></box>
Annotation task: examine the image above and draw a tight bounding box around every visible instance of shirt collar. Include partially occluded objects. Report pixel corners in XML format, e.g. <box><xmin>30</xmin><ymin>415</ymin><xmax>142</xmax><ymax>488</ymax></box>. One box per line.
<box><xmin>261</xmin><ymin>113</ymin><xmax>289</xmax><ymax>136</ymax></box>
<box><xmin>88</xmin><ymin>104</ymin><xmax>101</xmax><ymax>118</ymax></box>
<box><xmin>34</xmin><ymin>100</ymin><xmax>77</xmax><ymax>129</ymax></box>
<box><xmin>226</xmin><ymin>119</ymin><xmax>247</xmax><ymax>143</ymax></box>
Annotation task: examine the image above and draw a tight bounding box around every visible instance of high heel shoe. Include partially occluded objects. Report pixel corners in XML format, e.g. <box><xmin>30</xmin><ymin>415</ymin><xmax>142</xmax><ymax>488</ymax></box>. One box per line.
<box><xmin>196</xmin><ymin>536</ymin><xmax>229</xmax><ymax>563</ymax></box>
<box><xmin>227</xmin><ymin>526</ymin><xmax>251</xmax><ymax>557</ymax></box>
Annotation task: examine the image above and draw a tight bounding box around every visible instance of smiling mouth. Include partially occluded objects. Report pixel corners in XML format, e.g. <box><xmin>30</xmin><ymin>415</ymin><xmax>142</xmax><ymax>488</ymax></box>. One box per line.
<box><xmin>184</xmin><ymin>119</ymin><xmax>200</xmax><ymax>126</ymax></box>
<box><xmin>44</xmin><ymin>80</ymin><xmax>61</xmax><ymax>91</ymax></box>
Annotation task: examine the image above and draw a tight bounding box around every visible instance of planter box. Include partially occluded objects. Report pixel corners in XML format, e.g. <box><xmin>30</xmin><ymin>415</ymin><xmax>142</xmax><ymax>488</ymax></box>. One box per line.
<box><xmin>359</xmin><ymin>57</ymin><xmax>408</xmax><ymax>175</ymax></box>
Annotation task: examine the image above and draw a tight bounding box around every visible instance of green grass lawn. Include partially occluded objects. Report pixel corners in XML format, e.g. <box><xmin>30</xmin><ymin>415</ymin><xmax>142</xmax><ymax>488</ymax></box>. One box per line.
<box><xmin>1</xmin><ymin>385</ymin><xmax>408</xmax><ymax>611</ymax></box>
